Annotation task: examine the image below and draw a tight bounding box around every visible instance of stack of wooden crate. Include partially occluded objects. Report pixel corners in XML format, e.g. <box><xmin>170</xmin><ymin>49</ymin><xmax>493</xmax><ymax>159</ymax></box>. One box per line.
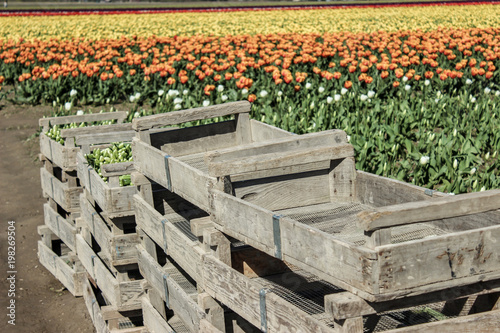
<box><xmin>130</xmin><ymin>101</ymin><xmax>500</xmax><ymax>332</ymax></box>
<box><xmin>38</xmin><ymin>101</ymin><xmax>500</xmax><ymax>332</ymax></box>
<box><xmin>37</xmin><ymin>111</ymin><xmax>129</xmax><ymax>297</ymax></box>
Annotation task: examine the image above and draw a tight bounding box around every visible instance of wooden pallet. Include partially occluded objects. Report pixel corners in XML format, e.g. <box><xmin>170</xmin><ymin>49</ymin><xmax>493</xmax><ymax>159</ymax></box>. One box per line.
<box><xmin>39</xmin><ymin>111</ymin><xmax>130</xmax><ymax>171</ymax></box>
<box><xmin>79</xmin><ymin>193</ymin><xmax>139</xmax><ymax>266</ymax></box>
<box><xmin>82</xmin><ymin>276</ymin><xmax>147</xmax><ymax>333</ymax></box>
<box><xmin>76</xmin><ymin>231</ymin><xmax>144</xmax><ymax>312</ymax></box>
<box><xmin>131</xmin><ymin>101</ymin><xmax>293</xmax><ymax>212</ymax></box>
<box><xmin>77</xmin><ymin>152</ymin><xmax>137</xmax><ymax>218</ymax></box>
<box><xmin>37</xmin><ymin>225</ymin><xmax>85</xmax><ymax>297</ymax></box>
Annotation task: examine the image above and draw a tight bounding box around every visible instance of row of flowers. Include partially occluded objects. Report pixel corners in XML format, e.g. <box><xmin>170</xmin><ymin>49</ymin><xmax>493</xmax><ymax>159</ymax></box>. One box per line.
<box><xmin>2</xmin><ymin>3</ymin><xmax>500</xmax><ymax>40</ymax></box>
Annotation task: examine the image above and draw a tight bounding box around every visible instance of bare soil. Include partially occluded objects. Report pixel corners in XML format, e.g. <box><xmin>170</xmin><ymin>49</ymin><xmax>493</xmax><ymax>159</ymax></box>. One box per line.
<box><xmin>0</xmin><ymin>102</ymin><xmax>94</xmax><ymax>333</ymax></box>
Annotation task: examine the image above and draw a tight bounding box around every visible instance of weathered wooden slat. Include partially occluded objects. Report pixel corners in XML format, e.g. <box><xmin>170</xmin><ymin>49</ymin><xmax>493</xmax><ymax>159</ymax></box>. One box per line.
<box><xmin>82</xmin><ymin>277</ymin><xmax>109</xmax><ymax>333</ymax></box>
<box><xmin>39</xmin><ymin>133</ymin><xmax>80</xmax><ymax>171</ymax></box>
<box><xmin>232</xmin><ymin>169</ymin><xmax>331</xmax><ymax>211</ymax></box>
<box><xmin>132</xmin><ymin>139</ymin><xmax>214</xmax><ymax>212</ymax></box>
<box><xmin>142</xmin><ymin>295</ymin><xmax>176</xmax><ymax>333</ymax></box>
<box><xmin>249</xmin><ymin>119</ymin><xmax>294</xmax><ymax>141</ymax></box>
<box><xmin>375</xmin><ymin>224</ymin><xmax>500</xmax><ymax>295</ymax></box>
<box><xmin>358</xmin><ymin>190</ymin><xmax>500</xmax><ymax>232</ymax></box>
<box><xmin>37</xmin><ymin>241</ymin><xmax>85</xmax><ymax>296</ymax></box>
<box><xmin>40</xmin><ymin>167</ymin><xmax>82</xmax><ymax>212</ymax></box>
<box><xmin>205</xmin><ymin>129</ymin><xmax>347</xmax><ymax>165</ymax></box>
<box><xmin>61</xmin><ymin>123</ymin><xmax>133</xmax><ymax>138</ymax></box>
<box><xmin>202</xmin><ymin>255</ymin><xmax>337</xmax><ymax>333</ymax></box>
<box><xmin>43</xmin><ymin>203</ymin><xmax>77</xmax><ymax>252</ymax></box>
<box><xmin>355</xmin><ymin>170</ymin><xmax>447</xmax><ymax>207</ymax></box>
<box><xmin>137</xmin><ymin>245</ymin><xmax>205</xmax><ymax>332</ymax></box>
<box><xmin>154</xmin><ymin>120</ymin><xmax>237</xmax><ymax>157</ymax></box>
<box><xmin>132</xmin><ymin>101</ymin><xmax>251</xmax><ymax>130</ymax></box>
<box><xmin>207</xmin><ymin>143</ymin><xmax>354</xmax><ymax>177</ymax></box>
<box><xmin>40</xmin><ymin>111</ymin><xmax>128</xmax><ymax>129</ymax></box>
<box><xmin>133</xmin><ymin>194</ymin><xmax>204</xmax><ymax>282</ymax></box>
<box><xmin>76</xmin><ymin>130</ymin><xmax>135</xmax><ymax>147</ymax></box>
<box><xmin>325</xmin><ymin>278</ymin><xmax>500</xmax><ymax>320</ymax></box>
<box><xmin>101</xmin><ymin>162</ymin><xmax>135</xmax><ymax>177</ymax></box>
<box><xmin>381</xmin><ymin>308</ymin><xmax>500</xmax><ymax>333</ymax></box>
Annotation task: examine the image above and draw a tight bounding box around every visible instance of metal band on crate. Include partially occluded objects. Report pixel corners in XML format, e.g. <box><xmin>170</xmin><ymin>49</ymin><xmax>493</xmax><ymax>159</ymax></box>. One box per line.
<box><xmin>161</xmin><ymin>219</ymin><xmax>168</xmax><ymax>252</ymax></box>
<box><xmin>424</xmin><ymin>189</ymin><xmax>435</xmax><ymax>197</ymax></box>
<box><xmin>162</xmin><ymin>274</ymin><xmax>170</xmax><ymax>308</ymax></box>
<box><xmin>50</xmin><ymin>177</ymin><xmax>55</xmax><ymax>199</ymax></box>
<box><xmin>259</xmin><ymin>288</ymin><xmax>271</xmax><ymax>333</ymax></box>
<box><xmin>53</xmin><ymin>255</ymin><xmax>57</xmax><ymax>268</ymax></box>
<box><xmin>91</xmin><ymin>212</ymin><xmax>97</xmax><ymax>236</ymax></box>
<box><xmin>164</xmin><ymin>155</ymin><xmax>172</xmax><ymax>191</ymax></box>
<box><xmin>55</xmin><ymin>214</ymin><xmax>61</xmax><ymax>237</ymax></box>
<box><xmin>272</xmin><ymin>214</ymin><xmax>283</xmax><ymax>260</ymax></box>
<box><xmin>91</xmin><ymin>255</ymin><xmax>97</xmax><ymax>282</ymax></box>
<box><xmin>49</xmin><ymin>138</ymin><xmax>53</xmax><ymax>160</ymax></box>
<box><xmin>87</xmin><ymin>166</ymin><xmax>93</xmax><ymax>195</ymax></box>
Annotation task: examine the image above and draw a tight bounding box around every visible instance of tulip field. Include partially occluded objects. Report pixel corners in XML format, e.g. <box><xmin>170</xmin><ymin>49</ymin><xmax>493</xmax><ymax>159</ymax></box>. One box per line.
<box><xmin>1</xmin><ymin>2</ymin><xmax>500</xmax><ymax>193</ymax></box>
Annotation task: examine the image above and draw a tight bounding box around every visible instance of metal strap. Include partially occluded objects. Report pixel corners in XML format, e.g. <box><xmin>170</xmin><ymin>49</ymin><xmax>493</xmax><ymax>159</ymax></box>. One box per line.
<box><xmin>50</xmin><ymin>177</ymin><xmax>55</xmax><ymax>199</ymax></box>
<box><xmin>87</xmin><ymin>167</ymin><xmax>93</xmax><ymax>194</ymax></box>
<box><xmin>161</xmin><ymin>219</ymin><xmax>168</xmax><ymax>253</ymax></box>
<box><xmin>91</xmin><ymin>212</ymin><xmax>96</xmax><ymax>236</ymax></box>
<box><xmin>272</xmin><ymin>214</ymin><xmax>283</xmax><ymax>260</ymax></box>
<box><xmin>90</xmin><ymin>255</ymin><xmax>97</xmax><ymax>282</ymax></box>
<box><xmin>162</xmin><ymin>274</ymin><xmax>170</xmax><ymax>308</ymax></box>
<box><xmin>259</xmin><ymin>288</ymin><xmax>270</xmax><ymax>332</ymax></box>
<box><xmin>164</xmin><ymin>155</ymin><xmax>172</xmax><ymax>191</ymax></box>
<box><xmin>424</xmin><ymin>189</ymin><xmax>435</xmax><ymax>197</ymax></box>
<box><xmin>49</xmin><ymin>138</ymin><xmax>53</xmax><ymax>160</ymax></box>
<box><xmin>55</xmin><ymin>214</ymin><xmax>61</xmax><ymax>237</ymax></box>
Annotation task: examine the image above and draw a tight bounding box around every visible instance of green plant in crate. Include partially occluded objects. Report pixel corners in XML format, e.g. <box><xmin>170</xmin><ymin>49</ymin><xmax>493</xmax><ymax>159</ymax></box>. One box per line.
<box><xmin>85</xmin><ymin>142</ymin><xmax>133</xmax><ymax>186</ymax></box>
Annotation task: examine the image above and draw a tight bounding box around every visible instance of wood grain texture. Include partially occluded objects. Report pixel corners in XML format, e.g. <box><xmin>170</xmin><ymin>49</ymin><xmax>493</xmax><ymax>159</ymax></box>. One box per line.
<box><xmin>205</xmin><ymin>129</ymin><xmax>347</xmax><ymax>165</ymax></box>
<box><xmin>60</xmin><ymin>123</ymin><xmax>133</xmax><ymax>139</ymax></box>
<box><xmin>132</xmin><ymin>101</ymin><xmax>251</xmax><ymax>130</ymax></box>
<box><xmin>40</xmin><ymin>167</ymin><xmax>82</xmax><ymax>212</ymax></box>
<box><xmin>249</xmin><ymin>119</ymin><xmax>294</xmax><ymax>142</ymax></box>
<box><xmin>137</xmin><ymin>245</ymin><xmax>205</xmax><ymax>332</ymax></box>
<box><xmin>357</xmin><ymin>189</ymin><xmax>500</xmax><ymax>231</ymax></box>
<box><xmin>37</xmin><ymin>241</ymin><xmax>85</xmax><ymax>297</ymax></box>
<box><xmin>142</xmin><ymin>295</ymin><xmax>176</xmax><ymax>333</ymax></box>
<box><xmin>207</xmin><ymin>143</ymin><xmax>354</xmax><ymax>177</ymax></box>
<box><xmin>43</xmin><ymin>203</ymin><xmax>77</xmax><ymax>252</ymax></box>
<box><xmin>40</xmin><ymin>133</ymin><xmax>80</xmax><ymax>171</ymax></box>
<box><xmin>39</xmin><ymin>111</ymin><xmax>128</xmax><ymax>129</ymax></box>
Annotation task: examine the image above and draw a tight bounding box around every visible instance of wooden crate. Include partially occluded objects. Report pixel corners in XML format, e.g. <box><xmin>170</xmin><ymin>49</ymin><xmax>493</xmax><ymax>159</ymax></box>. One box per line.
<box><xmin>209</xmin><ymin>163</ymin><xmax>500</xmax><ymax>302</ymax></box>
<box><xmin>77</xmin><ymin>152</ymin><xmax>137</xmax><ymax>218</ymax></box>
<box><xmin>133</xmin><ymin>188</ymin><xmax>500</xmax><ymax>333</ymax></box>
<box><xmin>132</xmin><ymin>192</ymin><xmax>338</xmax><ymax>333</ymax></box>
<box><xmin>82</xmin><ymin>276</ymin><xmax>146</xmax><ymax>333</ymax></box>
<box><xmin>137</xmin><ymin>234</ymin><xmax>207</xmax><ymax>332</ymax></box>
<box><xmin>39</xmin><ymin>111</ymin><xmax>131</xmax><ymax>171</ymax></box>
<box><xmin>37</xmin><ymin>225</ymin><xmax>85</xmax><ymax>297</ymax></box>
<box><xmin>76</xmin><ymin>232</ymin><xmax>144</xmax><ymax>312</ymax></box>
<box><xmin>79</xmin><ymin>193</ymin><xmax>139</xmax><ymax>266</ymax></box>
<box><xmin>131</xmin><ymin>101</ymin><xmax>293</xmax><ymax>212</ymax></box>
<box><xmin>43</xmin><ymin>202</ymin><xmax>77</xmax><ymax>253</ymax></box>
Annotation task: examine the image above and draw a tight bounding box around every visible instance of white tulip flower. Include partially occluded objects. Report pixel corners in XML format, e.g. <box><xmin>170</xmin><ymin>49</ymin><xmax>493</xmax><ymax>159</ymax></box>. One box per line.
<box><xmin>241</xmin><ymin>88</ymin><xmax>248</xmax><ymax>95</ymax></box>
<box><xmin>367</xmin><ymin>90</ymin><xmax>375</xmax><ymax>98</ymax></box>
<box><xmin>70</xmin><ymin>89</ymin><xmax>77</xmax><ymax>97</ymax></box>
<box><xmin>424</xmin><ymin>79</ymin><xmax>430</xmax><ymax>86</ymax></box>
<box><xmin>64</xmin><ymin>102</ymin><xmax>72</xmax><ymax>111</ymax></box>
<box><xmin>420</xmin><ymin>156</ymin><xmax>430</xmax><ymax>165</ymax></box>
<box><xmin>318</xmin><ymin>86</ymin><xmax>325</xmax><ymax>93</ymax></box>
<box><xmin>217</xmin><ymin>85</ymin><xmax>224</xmax><ymax>92</ymax></box>
<box><xmin>305</xmin><ymin>82</ymin><xmax>312</xmax><ymax>89</ymax></box>
<box><xmin>203</xmin><ymin>100</ymin><xmax>210</xmax><ymax>107</ymax></box>
<box><xmin>334</xmin><ymin>94</ymin><xmax>341</xmax><ymax>102</ymax></box>
<box><xmin>260</xmin><ymin>90</ymin><xmax>268</xmax><ymax>98</ymax></box>
<box><xmin>466</xmin><ymin>79</ymin><xmax>473</xmax><ymax>85</ymax></box>
<box><xmin>341</xmin><ymin>88</ymin><xmax>348</xmax><ymax>95</ymax></box>
<box><xmin>221</xmin><ymin>95</ymin><xmax>228</xmax><ymax>102</ymax></box>
<box><xmin>158</xmin><ymin>89</ymin><xmax>165</xmax><ymax>96</ymax></box>
<box><xmin>76</xmin><ymin>110</ymin><xmax>84</xmax><ymax>116</ymax></box>
<box><xmin>327</xmin><ymin>96</ymin><xmax>333</xmax><ymax>104</ymax></box>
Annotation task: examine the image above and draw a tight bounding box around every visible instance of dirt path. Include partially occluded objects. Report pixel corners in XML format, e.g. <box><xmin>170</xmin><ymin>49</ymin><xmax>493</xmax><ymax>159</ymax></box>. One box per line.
<box><xmin>0</xmin><ymin>104</ymin><xmax>94</xmax><ymax>332</ymax></box>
